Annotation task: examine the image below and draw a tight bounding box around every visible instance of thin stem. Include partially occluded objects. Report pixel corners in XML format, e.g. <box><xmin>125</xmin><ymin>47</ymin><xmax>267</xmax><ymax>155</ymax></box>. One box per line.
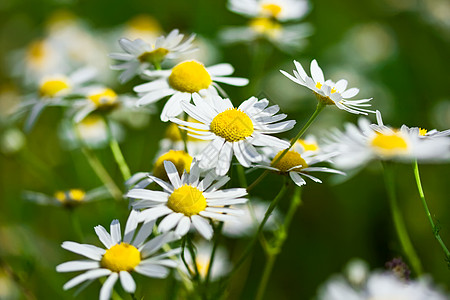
<box><xmin>204</xmin><ymin>222</ymin><xmax>223</xmax><ymax>286</ymax></box>
<box><xmin>255</xmin><ymin>186</ymin><xmax>302</xmax><ymax>300</ymax></box>
<box><xmin>382</xmin><ymin>162</ymin><xmax>423</xmax><ymax>275</ymax></box>
<box><xmin>81</xmin><ymin>146</ymin><xmax>122</xmax><ymax>201</ymax></box>
<box><xmin>247</xmin><ymin>102</ymin><xmax>325</xmax><ymax>192</ymax></box>
<box><xmin>181</xmin><ymin>237</ymin><xmax>195</xmax><ymax>278</ymax></box>
<box><xmin>106</xmin><ymin>119</ymin><xmax>131</xmax><ymax>181</ymax></box>
<box><xmin>413</xmin><ymin>160</ymin><xmax>450</xmax><ymax>261</ymax></box>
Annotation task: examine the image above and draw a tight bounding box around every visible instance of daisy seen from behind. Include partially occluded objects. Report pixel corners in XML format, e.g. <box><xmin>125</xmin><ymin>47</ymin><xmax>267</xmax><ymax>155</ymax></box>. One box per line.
<box><xmin>171</xmin><ymin>94</ymin><xmax>296</xmax><ymax>175</ymax></box>
<box><xmin>281</xmin><ymin>59</ymin><xmax>374</xmax><ymax>115</ymax></box>
<box><xmin>134</xmin><ymin>60</ymin><xmax>249</xmax><ymax>121</ymax></box>
<box><xmin>110</xmin><ymin>29</ymin><xmax>197</xmax><ymax>83</ymax></box>
<box><xmin>256</xmin><ymin>141</ymin><xmax>345</xmax><ymax>186</ymax></box>
<box><xmin>57</xmin><ymin>210</ymin><xmax>180</xmax><ymax>300</ymax></box>
<box><xmin>228</xmin><ymin>0</ymin><xmax>310</xmax><ymax>22</ymax></box>
<box><xmin>126</xmin><ymin>160</ymin><xmax>248</xmax><ymax>240</ymax></box>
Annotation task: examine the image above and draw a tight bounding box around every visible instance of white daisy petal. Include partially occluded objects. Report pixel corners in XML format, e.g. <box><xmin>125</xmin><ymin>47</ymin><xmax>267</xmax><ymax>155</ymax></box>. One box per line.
<box><xmin>217</xmin><ymin>141</ymin><xmax>233</xmax><ymax>176</ymax></box>
<box><xmin>62</xmin><ymin>241</ymin><xmax>105</xmax><ymax>260</ymax></box>
<box><xmin>134</xmin><ymin>264</ymin><xmax>169</xmax><ymax>278</ymax></box>
<box><xmin>158</xmin><ymin>213</ymin><xmax>184</xmax><ymax>233</ymax></box>
<box><xmin>207</xmin><ymin>63</ymin><xmax>234</xmax><ymax>76</ymax></box>
<box><xmin>175</xmin><ymin>216</ymin><xmax>191</xmax><ymax>236</ymax></box>
<box><xmin>57</xmin><ymin>260</ymin><xmax>100</xmax><ymax>273</ymax></box>
<box><xmin>123</xmin><ymin>210</ymin><xmax>140</xmax><ymax>244</ymax></box>
<box><xmin>132</xmin><ymin>220</ymin><xmax>156</xmax><ymax>247</ymax></box>
<box><xmin>99</xmin><ymin>273</ymin><xmax>119</xmax><ymax>300</ymax></box>
<box><xmin>289</xmin><ymin>172</ymin><xmax>306</xmax><ymax>186</ymax></box>
<box><xmin>119</xmin><ymin>271</ymin><xmax>136</xmax><ymax>293</ymax></box>
<box><xmin>164</xmin><ymin>161</ymin><xmax>182</xmax><ymax>188</ymax></box>
<box><xmin>310</xmin><ymin>59</ymin><xmax>324</xmax><ymax>84</ymax></box>
<box><xmin>63</xmin><ymin>269</ymin><xmax>111</xmax><ymax>290</ymax></box>
<box><xmin>126</xmin><ymin>189</ymin><xmax>169</xmax><ymax>201</ymax></box>
<box><xmin>110</xmin><ymin>220</ymin><xmax>121</xmax><ymax>245</ymax></box>
<box><xmin>212</xmin><ymin>76</ymin><xmax>249</xmax><ymax>86</ymax></box>
<box><xmin>191</xmin><ymin>215</ymin><xmax>213</xmax><ymax>240</ymax></box>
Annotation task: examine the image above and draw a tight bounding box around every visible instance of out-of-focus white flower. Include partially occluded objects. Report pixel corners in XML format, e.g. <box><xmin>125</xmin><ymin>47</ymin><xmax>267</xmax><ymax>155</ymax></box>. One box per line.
<box><xmin>110</xmin><ymin>29</ymin><xmax>197</xmax><ymax>83</ymax></box>
<box><xmin>321</xmin><ymin>111</ymin><xmax>450</xmax><ymax>169</ymax></box>
<box><xmin>158</xmin><ymin>122</ymin><xmax>210</xmax><ymax>157</ymax></box>
<box><xmin>0</xmin><ymin>127</ymin><xmax>26</xmax><ymax>155</ymax></box>
<box><xmin>281</xmin><ymin>59</ymin><xmax>374</xmax><ymax>115</ymax></box>
<box><xmin>126</xmin><ymin>160</ymin><xmax>248</xmax><ymax>240</ymax></box>
<box><xmin>122</xmin><ymin>14</ymin><xmax>163</xmax><ymax>42</ymax></box>
<box><xmin>23</xmin><ymin>186</ymin><xmax>111</xmax><ymax>208</ymax></box>
<box><xmin>171</xmin><ymin>94</ymin><xmax>295</xmax><ymax>175</ymax></box>
<box><xmin>134</xmin><ymin>60</ymin><xmax>249</xmax><ymax>121</ymax></box>
<box><xmin>180</xmin><ymin>241</ymin><xmax>231</xmax><ymax>281</ymax></box>
<box><xmin>228</xmin><ymin>0</ymin><xmax>310</xmax><ymax>22</ymax></box>
<box><xmin>57</xmin><ymin>211</ymin><xmax>180</xmax><ymax>300</ymax></box>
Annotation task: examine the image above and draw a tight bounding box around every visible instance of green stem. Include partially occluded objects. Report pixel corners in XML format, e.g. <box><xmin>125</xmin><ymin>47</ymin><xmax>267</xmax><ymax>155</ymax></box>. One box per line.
<box><xmin>81</xmin><ymin>146</ymin><xmax>122</xmax><ymax>201</ymax></box>
<box><xmin>255</xmin><ymin>186</ymin><xmax>302</xmax><ymax>300</ymax></box>
<box><xmin>413</xmin><ymin>160</ymin><xmax>450</xmax><ymax>262</ymax></box>
<box><xmin>204</xmin><ymin>223</ymin><xmax>223</xmax><ymax>287</ymax></box>
<box><xmin>105</xmin><ymin>119</ymin><xmax>131</xmax><ymax>181</ymax></box>
<box><xmin>382</xmin><ymin>162</ymin><xmax>423</xmax><ymax>275</ymax></box>
<box><xmin>247</xmin><ymin>102</ymin><xmax>325</xmax><ymax>191</ymax></box>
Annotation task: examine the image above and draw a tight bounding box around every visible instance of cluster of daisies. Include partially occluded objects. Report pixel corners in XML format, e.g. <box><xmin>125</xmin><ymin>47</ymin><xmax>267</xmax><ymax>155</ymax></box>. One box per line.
<box><xmin>5</xmin><ymin>1</ymin><xmax>450</xmax><ymax>299</ymax></box>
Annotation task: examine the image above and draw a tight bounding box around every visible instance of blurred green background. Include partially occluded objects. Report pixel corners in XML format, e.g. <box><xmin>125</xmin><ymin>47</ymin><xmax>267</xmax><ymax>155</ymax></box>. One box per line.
<box><xmin>0</xmin><ymin>0</ymin><xmax>449</xmax><ymax>299</ymax></box>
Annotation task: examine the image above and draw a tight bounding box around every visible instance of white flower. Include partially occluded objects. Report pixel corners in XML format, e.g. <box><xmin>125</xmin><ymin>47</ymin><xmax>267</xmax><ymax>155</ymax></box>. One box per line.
<box><xmin>171</xmin><ymin>94</ymin><xmax>295</xmax><ymax>175</ymax></box>
<box><xmin>17</xmin><ymin>67</ymin><xmax>96</xmax><ymax>132</ymax></box>
<box><xmin>179</xmin><ymin>241</ymin><xmax>231</xmax><ymax>281</ymax></box>
<box><xmin>110</xmin><ymin>29</ymin><xmax>197</xmax><ymax>83</ymax></box>
<box><xmin>228</xmin><ymin>0</ymin><xmax>310</xmax><ymax>22</ymax></box>
<box><xmin>281</xmin><ymin>59</ymin><xmax>374</xmax><ymax>115</ymax></box>
<box><xmin>126</xmin><ymin>160</ymin><xmax>248</xmax><ymax>240</ymax></box>
<box><xmin>318</xmin><ymin>272</ymin><xmax>448</xmax><ymax>300</ymax></box>
<box><xmin>23</xmin><ymin>187</ymin><xmax>110</xmax><ymax>208</ymax></box>
<box><xmin>321</xmin><ymin>111</ymin><xmax>450</xmax><ymax>169</ymax></box>
<box><xmin>57</xmin><ymin>210</ymin><xmax>180</xmax><ymax>300</ymax></box>
<box><xmin>219</xmin><ymin>20</ymin><xmax>313</xmax><ymax>54</ymax></box>
<box><xmin>256</xmin><ymin>143</ymin><xmax>344</xmax><ymax>186</ymax></box>
<box><xmin>134</xmin><ymin>60</ymin><xmax>249</xmax><ymax>121</ymax></box>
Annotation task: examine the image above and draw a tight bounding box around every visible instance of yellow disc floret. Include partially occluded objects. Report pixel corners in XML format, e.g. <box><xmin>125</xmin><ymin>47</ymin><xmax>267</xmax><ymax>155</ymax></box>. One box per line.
<box><xmin>168</xmin><ymin>61</ymin><xmax>212</xmax><ymax>93</ymax></box>
<box><xmin>249</xmin><ymin>18</ymin><xmax>281</xmax><ymax>38</ymax></box>
<box><xmin>297</xmin><ymin>139</ymin><xmax>319</xmax><ymax>152</ymax></box>
<box><xmin>210</xmin><ymin>108</ymin><xmax>254</xmax><ymax>142</ymax></box>
<box><xmin>88</xmin><ymin>88</ymin><xmax>118</xmax><ymax>108</ymax></box>
<box><xmin>167</xmin><ymin>185</ymin><xmax>207</xmax><ymax>217</ymax></box>
<box><xmin>39</xmin><ymin>76</ymin><xmax>71</xmax><ymax>98</ymax></box>
<box><xmin>54</xmin><ymin>189</ymin><xmax>86</xmax><ymax>205</ymax></box>
<box><xmin>271</xmin><ymin>150</ymin><xmax>308</xmax><ymax>172</ymax></box>
<box><xmin>370</xmin><ymin>132</ymin><xmax>408</xmax><ymax>156</ymax></box>
<box><xmin>261</xmin><ymin>3</ymin><xmax>282</xmax><ymax>17</ymax></box>
<box><xmin>153</xmin><ymin>150</ymin><xmax>193</xmax><ymax>181</ymax></box>
<box><xmin>100</xmin><ymin>243</ymin><xmax>141</xmax><ymax>272</ymax></box>
<box><xmin>138</xmin><ymin>48</ymin><xmax>169</xmax><ymax>65</ymax></box>
<box><xmin>419</xmin><ymin>128</ymin><xmax>427</xmax><ymax>136</ymax></box>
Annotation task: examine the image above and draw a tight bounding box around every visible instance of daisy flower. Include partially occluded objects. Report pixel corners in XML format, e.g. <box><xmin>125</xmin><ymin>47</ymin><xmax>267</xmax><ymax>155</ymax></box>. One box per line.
<box><xmin>110</xmin><ymin>29</ymin><xmax>197</xmax><ymax>83</ymax></box>
<box><xmin>57</xmin><ymin>210</ymin><xmax>180</xmax><ymax>300</ymax></box>
<box><xmin>280</xmin><ymin>59</ymin><xmax>374</xmax><ymax>115</ymax></box>
<box><xmin>219</xmin><ymin>19</ymin><xmax>313</xmax><ymax>54</ymax></box>
<box><xmin>228</xmin><ymin>0</ymin><xmax>310</xmax><ymax>22</ymax></box>
<box><xmin>321</xmin><ymin>111</ymin><xmax>450</xmax><ymax>170</ymax></box>
<box><xmin>180</xmin><ymin>241</ymin><xmax>231</xmax><ymax>281</ymax></box>
<box><xmin>171</xmin><ymin>94</ymin><xmax>295</xmax><ymax>175</ymax></box>
<box><xmin>295</xmin><ymin>134</ymin><xmax>321</xmax><ymax>154</ymax></box>
<box><xmin>256</xmin><ymin>142</ymin><xmax>344</xmax><ymax>186</ymax></box>
<box><xmin>126</xmin><ymin>160</ymin><xmax>248</xmax><ymax>240</ymax></box>
<box><xmin>134</xmin><ymin>60</ymin><xmax>249</xmax><ymax>121</ymax></box>
<box><xmin>23</xmin><ymin>186</ymin><xmax>110</xmax><ymax>208</ymax></box>
<box><xmin>17</xmin><ymin>67</ymin><xmax>96</xmax><ymax>132</ymax></box>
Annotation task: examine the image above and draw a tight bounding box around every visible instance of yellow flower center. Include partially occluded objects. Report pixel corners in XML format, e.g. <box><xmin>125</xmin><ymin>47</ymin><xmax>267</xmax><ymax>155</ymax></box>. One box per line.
<box><xmin>370</xmin><ymin>132</ymin><xmax>408</xmax><ymax>155</ymax></box>
<box><xmin>100</xmin><ymin>243</ymin><xmax>141</xmax><ymax>272</ymax></box>
<box><xmin>419</xmin><ymin>128</ymin><xmax>427</xmax><ymax>136</ymax></box>
<box><xmin>167</xmin><ymin>185</ymin><xmax>207</xmax><ymax>217</ymax></box>
<box><xmin>165</xmin><ymin>122</ymin><xmax>206</xmax><ymax>142</ymax></box>
<box><xmin>210</xmin><ymin>108</ymin><xmax>254</xmax><ymax>142</ymax></box>
<box><xmin>297</xmin><ymin>139</ymin><xmax>319</xmax><ymax>152</ymax></box>
<box><xmin>127</xmin><ymin>15</ymin><xmax>161</xmax><ymax>32</ymax></box>
<box><xmin>138</xmin><ymin>48</ymin><xmax>169</xmax><ymax>65</ymax></box>
<box><xmin>249</xmin><ymin>18</ymin><xmax>281</xmax><ymax>38</ymax></box>
<box><xmin>153</xmin><ymin>150</ymin><xmax>193</xmax><ymax>181</ymax></box>
<box><xmin>168</xmin><ymin>61</ymin><xmax>212</xmax><ymax>93</ymax></box>
<box><xmin>261</xmin><ymin>3</ymin><xmax>282</xmax><ymax>17</ymax></box>
<box><xmin>331</xmin><ymin>87</ymin><xmax>337</xmax><ymax>93</ymax></box>
<box><xmin>39</xmin><ymin>77</ymin><xmax>71</xmax><ymax>98</ymax></box>
<box><xmin>54</xmin><ymin>189</ymin><xmax>86</xmax><ymax>204</ymax></box>
<box><xmin>27</xmin><ymin>40</ymin><xmax>47</xmax><ymax>65</ymax></box>
<box><xmin>315</xmin><ymin>82</ymin><xmax>322</xmax><ymax>89</ymax></box>
<box><xmin>271</xmin><ymin>150</ymin><xmax>308</xmax><ymax>172</ymax></box>
<box><xmin>196</xmin><ymin>258</ymin><xmax>210</xmax><ymax>279</ymax></box>
<box><xmin>88</xmin><ymin>88</ymin><xmax>118</xmax><ymax>108</ymax></box>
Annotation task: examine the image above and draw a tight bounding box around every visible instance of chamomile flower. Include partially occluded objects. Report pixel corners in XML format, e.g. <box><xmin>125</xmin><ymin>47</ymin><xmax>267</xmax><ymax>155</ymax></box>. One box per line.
<box><xmin>180</xmin><ymin>241</ymin><xmax>231</xmax><ymax>280</ymax></box>
<box><xmin>295</xmin><ymin>134</ymin><xmax>320</xmax><ymax>154</ymax></box>
<box><xmin>126</xmin><ymin>160</ymin><xmax>248</xmax><ymax>240</ymax></box>
<box><xmin>171</xmin><ymin>94</ymin><xmax>295</xmax><ymax>175</ymax></box>
<box><xmin>228</xmin><ymin>0</ymin><xmax>310</xmax><ymax>22</ymax></box>
<box><xmin>134</xmin><ymin>60</ymin><xmax>249</xmax><ymax>121</ymax></box>
<box><xmin>23</xmin><ymin>187</ymin><xmax>110</xmax><ymax>208</ymax></box>
<box><xmin>256</xmin><ymin>143</ymin><xmax>344</xmax><ymax>186</ymax></box>
<box><xmin>321</xmin><ymin>111</ymin><xmax>450</xmax><ymax>170</ymax></box>
<box><xmin>70</xmin><ymin>86</ymin><xmax>139</xmax><ymax>123</ymax></box>
<box><xmin>220</xmin><ymin>19</ymin><xmax>313</xmax><ymax>54</ymax></box>
<box><xmin>17</xmin><ymin>68</ymin><xmax>96</xmax><ymax>132</ymax></box>
<box><xmin>280</xmin><ymin>59</ymin><xmax>374</xmax><ymax>115</ymax></box>
<box><xmin>110</xmin><ymin>29</ymin><xmax>197</xmax><ymax>83</ymax></box>
<box><xmin>57</xmin><ymin>210</ymin><xmax>180</xmax><ymax>300</ymax></box>
<box><xmin>404</xmin><ymin>126</ymin><xmax>450</xmax><ymax>139</ymax></box>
